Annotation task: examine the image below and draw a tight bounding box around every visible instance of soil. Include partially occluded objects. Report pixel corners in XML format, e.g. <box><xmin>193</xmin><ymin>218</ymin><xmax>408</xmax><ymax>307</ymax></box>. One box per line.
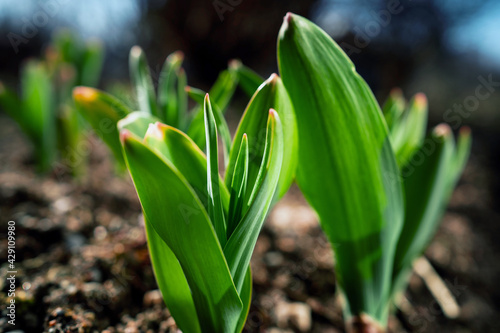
<box><xmin>0</xmin><ymin>113</ymin><xmax>498</xmax><ymax>333</ymax></box>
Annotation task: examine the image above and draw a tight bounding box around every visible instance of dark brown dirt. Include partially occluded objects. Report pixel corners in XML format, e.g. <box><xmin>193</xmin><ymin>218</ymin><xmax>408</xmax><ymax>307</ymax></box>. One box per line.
<box><xmin>0</xmin><ymin>113</ymin><xmax>498</xmax><ymax>333</ymax></box>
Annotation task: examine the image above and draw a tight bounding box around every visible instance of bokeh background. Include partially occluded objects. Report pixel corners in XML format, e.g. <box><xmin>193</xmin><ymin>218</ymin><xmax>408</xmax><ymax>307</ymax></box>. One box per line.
<box><xmin>0</xmin><ymin>0</ymin><xmax>499</xmax><ymax>332</ymax></box>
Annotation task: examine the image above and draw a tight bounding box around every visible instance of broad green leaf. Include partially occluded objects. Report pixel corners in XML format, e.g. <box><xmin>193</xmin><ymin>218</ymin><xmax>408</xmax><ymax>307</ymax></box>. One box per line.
<box><xmin>117</xmin><ymin>111</ymin><xmax>161</xmax><ymax>139</ymax></box>
<box><xmin>381</xmin><ymin>88</ymin><xmax>405</xmax><ymax>132</ymax></box>
<box><xmin>224</xmin><ymin>110</ymin><xmax>283</xmax><ymax>293</ymax></box>
<box><xmin>158</xmin><ymin>51</ymin><xmax>184</xmax><ymax>126</ymax></box>
<box><xmin>229</xmin><ymin>59</ymin><xmax>265</xmax><ymax>96</ymax></box>
<box><xmin>21</xmin><ymin>60</ymin><xmax>56</xmax><ymax>172</ymax></box>
<box><xmin>391</xmin><ymin>93</ymin><xmax>428</xmax><ymax>167</ymax></box>
<box><xmin>129</xmin><ymin>46</ymin><xmax>159</xmax><ymax>117</ymax></box>
<box><xmin>225</xmin><ymin>74</ymin><xmax>297</xmax><ymax>201</ymax></box>
<box><xmin>393</xmin><ymin>124</ymin><xmax>454</xmax><ymax>291</ymax></box>
<box><xmin>278</xmin><ymin>13</ymin><xmax>403</xmax><ymax>324</ymax></box>
<box><xmin>144</xmin><ymin>218</ymin><xmax>201</xmax><ymax>333</ymax></box>
<box><xmin>121</xmin><ymin>131</ymin><xmax>242</xmax><ymax>332</ymax></box>
<box><xmin>227</xmin><ymin>134</ymin><xmax>249</xmax><ymax>238</ymax></box>
<box><xmin>143</xmin><ymin>122</ymin><xmax>230</xmax><ymax>215</ymax></box>
<box><xmin>186</xmin><ymin>86</ymin><xmax>232</xmax><ymax>164</ymax></box>
<box><xmin>80</xmin><ymin>40</ymin><xmax>105</xmax><ymax>87</ymax></box>
<box><xmin>73</xmin><ymin>87</ymin><xmax>131</xmax><ymax>166</ymax></box>
<box><xmin>204</xmin><ymin>94</ymin><xmax>227</xmax><ymax>247</ymax></box>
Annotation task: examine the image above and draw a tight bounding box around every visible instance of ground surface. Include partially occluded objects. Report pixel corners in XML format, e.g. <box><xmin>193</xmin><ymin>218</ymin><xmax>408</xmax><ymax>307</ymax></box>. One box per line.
<box><xmin>0</xmin><ymin>113</ymin><xmax>498</xmax><ymax>333</ymax></box>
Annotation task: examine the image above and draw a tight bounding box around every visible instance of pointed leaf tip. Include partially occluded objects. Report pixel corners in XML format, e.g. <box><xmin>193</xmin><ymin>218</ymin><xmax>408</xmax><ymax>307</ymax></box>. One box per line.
<box><xmin>130</xmin><ymin>45</ymin><xmax>142</xmax><ymax>57</ymax></box>
<box><xmin>285</xmin><ymin>12</ymin><xmax>293</xmax><ymax>23</ymax></box>
<box><xmin>120</xmin><ymin>129</ymin><xmax>131</xmax><ymax>144</ymax></box>
<box><xmin>459</xmin><ymin>126</ymin><xmax>471</xmax><ymax>136</ymax></box>
<box><xmin>433</xmin><ymin>123</ymin><xmax>451</xmax><ymax>137</ymax></box>
<box><xmin>414</xmin><ymin>93</ymin><xmax>427</xmax><ymax>108</ymax></box>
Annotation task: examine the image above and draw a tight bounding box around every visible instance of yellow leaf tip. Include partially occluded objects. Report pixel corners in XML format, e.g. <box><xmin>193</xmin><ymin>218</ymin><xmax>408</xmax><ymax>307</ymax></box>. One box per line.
<box><xmin>73</xmin><ymin>86</ymin><xmax>98</xmax><ymax>103</ymax></box>
<box><xmin>414</xmin><ymin>93</ymin><xmax>427</xmax><ymax>107</ymax></box>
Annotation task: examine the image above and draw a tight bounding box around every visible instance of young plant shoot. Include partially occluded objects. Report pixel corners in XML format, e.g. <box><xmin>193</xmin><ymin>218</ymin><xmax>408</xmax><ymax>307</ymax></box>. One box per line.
<box><xmin>278</xmin><ymin>13</ymin><xmax>470</xmax><ymax>332</ymax></box>
<box><xmin>120</xmin><ymin>93</ymin><xmax>283</xmax><ymax>332</ymax></box>
<box><xmin>0</xmin><ymin>30</ymin><xmax>104</xmax><ymax>173</ymax></box>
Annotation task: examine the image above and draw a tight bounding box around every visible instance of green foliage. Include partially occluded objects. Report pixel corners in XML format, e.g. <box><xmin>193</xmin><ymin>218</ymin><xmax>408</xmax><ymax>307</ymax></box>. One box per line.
<box><xmin>278</xmin><ymin>12</ymin><xmax>471</xmax><ymax>330</ymax></box>
<box><xmin>383</xmin><ymin>94</ymin><xmax>472</xmax><ymax>298</ymax></box>
<box><xmin>0</xmin><ymin>30</ymin><xmax>104</xmax><ymax>173</ymax></box>
<box><xmin>120</xmin><ymin>95</ymin><xmax>283</xmax><ymax>332</ymax></box>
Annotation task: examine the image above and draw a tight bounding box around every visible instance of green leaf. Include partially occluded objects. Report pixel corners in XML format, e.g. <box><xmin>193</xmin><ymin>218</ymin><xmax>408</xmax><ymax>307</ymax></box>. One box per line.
<box><xmin>381</xmin><ymin>88</ymin><xmax>405</xmax><ymax>132</ymax></box>
<box><xmin>391</xmin><ymin>93</ymin><xmax>428</xmax><ymax>167</ymax></box>
<box><xmin>21</xmin><ymin>60</ymin><xmax>56</xmax><ymax>172</ymax></box>
<box><xmin>144</xmin><ymin>218</ymin><xmax>201</xmax><ymax>333</ymax></box>
<box><xmin>73</xmin><ymin>87</ymin><xmax>131</xmax><ymax>166</ymax></box>
<box><xmin>278</xmin><ymin>13</ymin><xmax>404</xmax><ymax>324</ymax></box>
<box><xmin>227</xmin><ymin>134</ymin><xmax>249</xmax><ymax>239</ymax></box>
<box><xmin>158</xmin><ymin>51</ymin><xmax>184</xmax><ymax>126</ymax></box>
<box><xmin>224</xmin><ymin>110</ymin><xmax>283</xmax><ymax>293</ymax></box>
<box><xmin>225</xmin><ymin>73</ymin><xmax>297</xmax><ymax>201</ymax></box>
<box><xmin>129</xmin><ymin>46</ymin><xmax>159</xmax><ymax>117</ymax></box>
<box><xmin>177</xmin><ymin>68</ymin><xmax>188</xmax><ymax>130</ymax></box>
<box><xmin>229</xmin><ymin>59</ymin><xmax>265</xmax><ymax>96</ymax></box>
<box><xmin>80</xmin><ymin>40</ymin><xmax>105</xmax><ymax>87</ymax></box>
<box><xmin>187</xmin><ymin>68</ymin><xmax>239</xmax><ymax>149</ymax></box>
<box><xmin>393</xmin><ymin>125</ymin><xmax>454</xmax><ymax>286</ymax></box>
<box><xmin>186</xmin><ymin>86</ymin><xmax>232</xmax><ymax>164</ymax></box>
<box><xmin>121</xmin><ymin>131</ymin><xmax>242</xmax><ymax>332</ymax></box>
<box><xmin>117</xmin><ymin>111</ymin><xmax>161</xmax><ymax>139</ymax></box>
<box><xmin>142</xmin><ymin>122</ymin><xmax>230</xmax><ymax>215</ymax></box>
<box><xmin>0</xmin><ymin>81</ymin><xmax>22</xmax><ymax>126</ymax></box>
<box><xmin>236</xmin><ymin>267</ymin><xmax>252</xmax><ymax>332</ymax></box>
<box><xmin>447</xmin><ymin>126</ymin><xmax>471</xmax><ymax>191</ymax></box>
<box><xmin>204</xmin><ymin>94</ymin><xmax>227</xmax><ymax>247</ymax></box>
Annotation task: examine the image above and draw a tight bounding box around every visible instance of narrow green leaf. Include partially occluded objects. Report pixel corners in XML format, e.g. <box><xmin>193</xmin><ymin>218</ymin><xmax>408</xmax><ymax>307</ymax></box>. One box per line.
<box><xmin>204</xmin><ymin>94</ymin><xmax>227</xmax><ymax>247</ymax></box>
<box><xmin>447</xmin><ymin>126</ymin><xmax>471</xmax><ymax>191</ymax></box>
<box><xmin>225</xmin><ymin>73</ymin><xmax>297</xmax><ymax>202</ymax></box>
<box><xmin>391</xmin><ymin>93</ymin><xmax>428</xmax><ymax>167</ymax></box>
<box><xmin>186</xmin><ymin>86</ymin><xmax>232</xmax><ymax>164</ymax></box>
<box><xmin>121</xmin><ymin>131</ymin><xmax>242</xmax><ymax>332</ymax></box>
<box><xmin>229</xmin><ymin>59</ymin><xmax>265</xmax><ymax>96</ymax></box>
<box><xmin>80</xmin><ymin>40</ymin><xmax>105</xmax><ymax>87</ymax></box>
<box><xmin>224</xmin><ymin>110</ymin><xmax>283</xmax><ymax>293</ymax></box>
<box><xmin>0</xmin><ymin>81</ymin><xmax>22</xmax><ymax>126</ymax></box>
<box><xmin>227</xmin><ymin>133</ymin><xmax>249</xmax><ymax>238</ymax></box>
<box><xmin>381</xmin><ymin>88</ymin><xmax>405</xmax><ymax>132</ymax></box>
<box><xmin>129</xmin><ymin>46</ymin><xmax>159</xmax><ymax>116</ymax></box>
<box><xmin>21</xmin><ymin>60</ymin><xmax>56</xmax><ymax>172</ymax></box>
<box><xmin>393</xmin><ymin>124</ymin><xmax>454</xmax><ymax>288</ymax></box>
<box><xmin>73</xmin><ymin>87</ymin><xmax>131</xmax><ymax>166</ymax></box>
<box><xmin>158</xmin><ymin>51</ymin><xmax>183</xmax><ymax>126</ymax></box>
<box><xmin>278</xmin><ymin>13</ymin><xmax>404</xmax><ymax>324</ymax></box>
<box><xmin>177</xmin><ymin>68</ymin><xmax>188</xmax><ymax>130</ymax></box>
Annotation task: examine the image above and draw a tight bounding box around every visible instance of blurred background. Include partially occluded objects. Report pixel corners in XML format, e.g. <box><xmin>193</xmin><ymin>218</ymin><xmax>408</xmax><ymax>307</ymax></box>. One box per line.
<box><xmin>0</xmin><ymin>0</ymin><xmax>499</xmax><ymax>332</ymax></box>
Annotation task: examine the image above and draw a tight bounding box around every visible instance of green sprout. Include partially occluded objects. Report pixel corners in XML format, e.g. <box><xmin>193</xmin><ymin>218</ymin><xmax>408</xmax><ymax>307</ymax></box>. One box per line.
<box><xmin>0</xmin><ymin>30</ymin><xmax>104</xmax><ymax>174</ymax></box>
<box><xmin>120</xmin><ymin>94</ymin><xmax>283</xmax><ymax>332</ymax></box>
<box><xmin>278</xmin><ymin>12</ymin><xmax>470</xmax><ymax>332</ymax></box>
